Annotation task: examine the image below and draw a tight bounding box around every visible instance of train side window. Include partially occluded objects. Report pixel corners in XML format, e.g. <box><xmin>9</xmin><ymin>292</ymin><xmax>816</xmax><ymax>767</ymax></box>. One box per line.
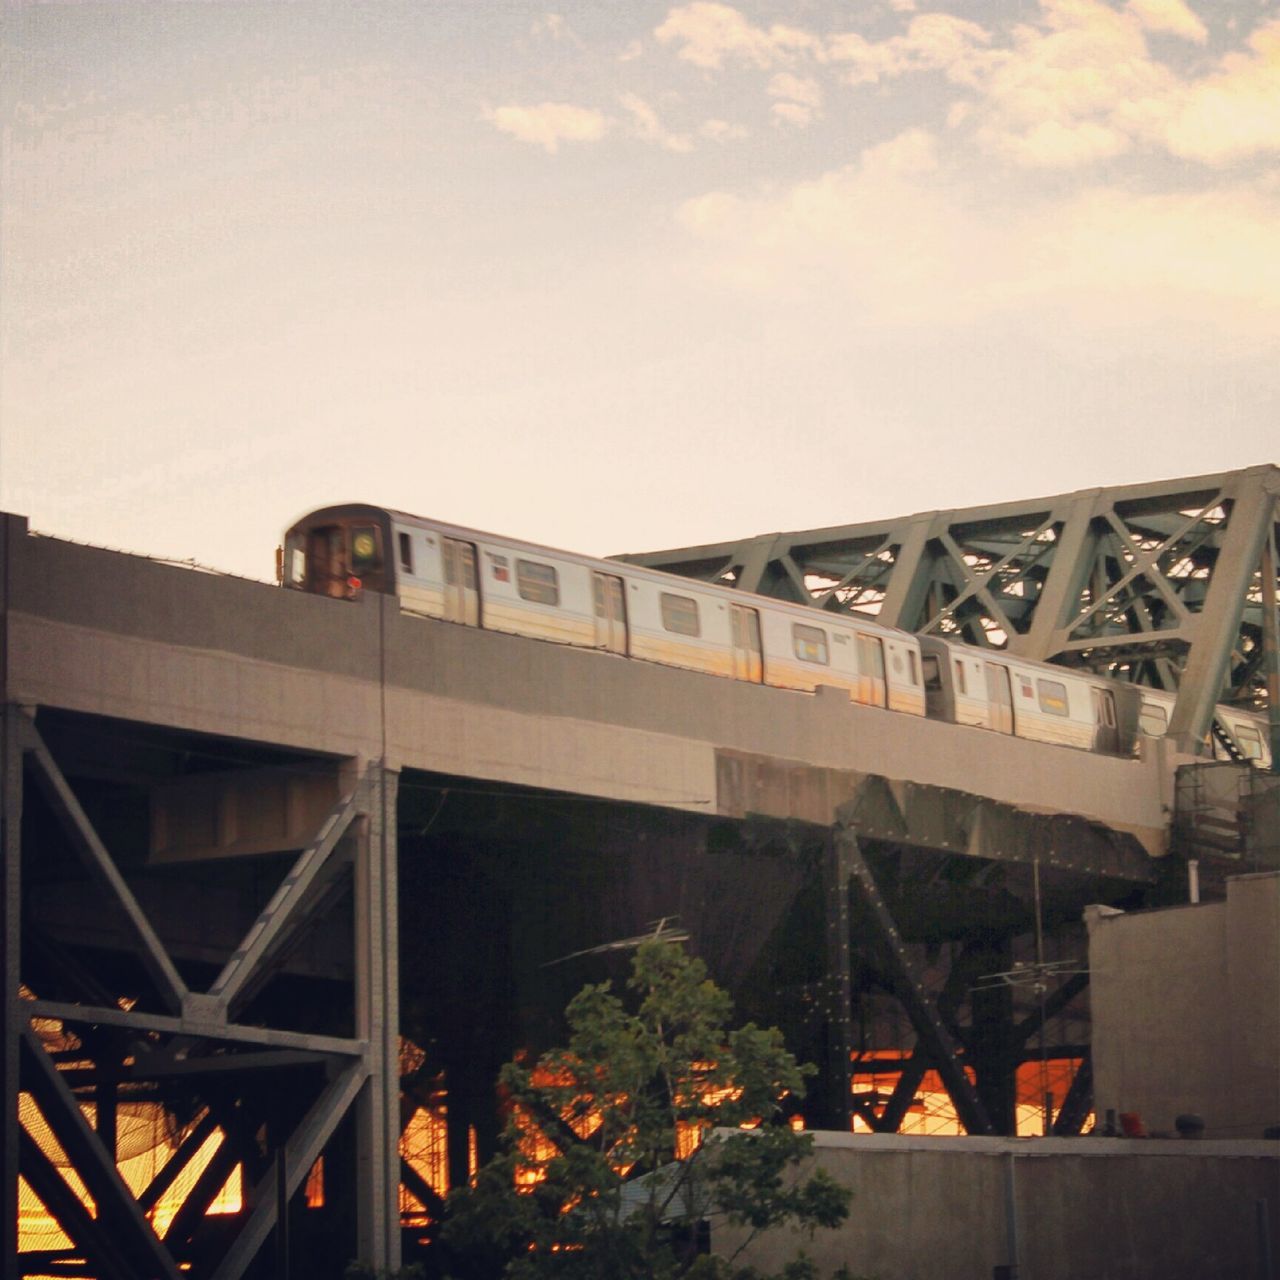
<box><xmin>517</xmin><ymin>560</ymin><xmax>560</xmax><ymax>606</ymax></box>
<box><xmin>954</xmin><ymin>660</ymin><xmax>967</xmax><ymax>695</ymax></box>
<box><xmin>906</xmin><ymin>650</ymin><xmax>919</xmax><ymax>685</ymax></box>
<box><xmin>1037</xmin><ymin>678</ymin><xmax>1069</xmax><ymax>716</ymax></box>
<box><xmin>793</xmin><ymin>624</ymin><xmax>829</xmax><ymax>665</ymax></box>
<box><xmin>398</xmin><ymin>532</ymin><xmax>413</xmax><ymax>575</ymax></box>
<box><xmin>660</xmin><ymin>592</ymin><xmax>701</xmax><ymax>637</ymax></box>
<box><xmin>922</xmin><ymin>655</ymin><xmax>942</xmax><ymax>691</ymax></box>
<box><xmin>1234</xmin><ymin>725</ymin><xmax>1264</xmax><ymax>759</ymax></box>
<box><xmin>1139</xmin><ymin>704</ymin><xmax>1168</xmax><ymax>736</ymax></box>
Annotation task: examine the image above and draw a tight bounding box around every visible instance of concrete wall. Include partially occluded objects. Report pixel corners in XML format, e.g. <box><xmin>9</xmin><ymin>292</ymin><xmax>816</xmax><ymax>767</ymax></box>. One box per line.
<box><xmin>1089</xmin><ymin>871</ymin><xmax>1280</xmax><ymax>1139</ymax></box>
<box><xmin>4</xmin><ymin>520</ymin><xmax>1172</xmax><ymax>850</ymax></box>
<box><xmin>716</xmin><ymin>1131</ymin><xmax>1279</xmax><ymax>1280</ymax></box>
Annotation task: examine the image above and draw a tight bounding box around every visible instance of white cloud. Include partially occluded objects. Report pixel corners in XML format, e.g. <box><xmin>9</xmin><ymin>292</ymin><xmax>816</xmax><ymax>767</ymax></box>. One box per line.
<box><xmin>699</xmin><ymin>117</ymin><xmax>749</xmax><ymax>141</ymax></box>
<box><xmin>768</xmin><ymin>72</ymin><xmax>823</xmax><ymax>109</ymax></box>
<box><xmin>771</xmin><ymin>101</ymin><xmax>814</xmax><ymax>127</ymax></box>
<box><xmin>486</xmin><ymin>102</ymin><xmax>609</xmax><ymax>153</ymax></box>
<box><xmin>1156</xmin><ymin>17</ymin><xmax>1280</xmax><ymax>161</ymax></box>
<box><xmin>618</xmin><ymin>93</ymin><xmax>694</xmax><ymax>152</ymax></box>
<box><xmin>654</xmin><ymin>2</ymin><xmax>823</xmax><ymax>70</ymax></box>
<box><xmin>829</xmin><ymin>13</ymin><xmax>993</xmax><ymax>87</ymax></box>
<box><xmin>1127</xmin><ymin>0</ymin><xmax>1208</xmax><ymax>43</ymax></box>
<box><xmin>676</xmin><ymin>128</ymin><xmax>1280</xmax><ymax>345</ymax></box>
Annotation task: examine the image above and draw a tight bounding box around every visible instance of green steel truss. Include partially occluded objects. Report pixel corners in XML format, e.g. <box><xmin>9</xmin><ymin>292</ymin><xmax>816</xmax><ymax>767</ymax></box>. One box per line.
<box><xmin>614</xmin><ymin>464</ymin><xmax>1280</xmax><ymax>758</ymax></box>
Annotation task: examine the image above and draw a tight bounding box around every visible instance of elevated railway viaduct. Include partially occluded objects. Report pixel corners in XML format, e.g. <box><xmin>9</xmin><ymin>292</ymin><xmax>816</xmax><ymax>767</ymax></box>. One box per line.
<box><xmin>3</xmin><ymin>466</ymin><xmax>1277</xmax><ymax>1278</ymax></box>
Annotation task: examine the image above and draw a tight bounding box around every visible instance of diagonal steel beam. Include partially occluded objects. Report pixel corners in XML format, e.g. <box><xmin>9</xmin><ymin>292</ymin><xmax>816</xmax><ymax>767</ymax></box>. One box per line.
<box><xmin>208</xmin><ymin>1057</ymin><xmax>369</xmax><ymax>1280</ymax></box>
<box><xmin>21</xmin><ymin>720</ymin><xmax>187</xmax><ymax>1014</ymax></box>
<box><xmin>207</xmin><ymin>769</ymin><xmax>371</xmax><ymax>1014</ymax></box>
<box><xmin>19</xmin><ymin>1128</ymin><xmax>139</xmax><ymax>1280</ymax></box>
<box><xmin>20</xmin><ymin>1026</ymin><xmax>181</xmax><ymax>1279</ymax></box>
<box><xmin>837</xmin><ymin>828</ymin><xmax>994</xmax><ymax>1136</ymax></box>
<box><xmin>1171</xmin><ymin>475</ymin><xmax>1278</xmax><ymax>751</ymax></box>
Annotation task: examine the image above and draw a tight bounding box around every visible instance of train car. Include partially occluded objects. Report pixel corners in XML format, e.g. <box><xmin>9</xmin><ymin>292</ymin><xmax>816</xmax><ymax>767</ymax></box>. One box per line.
<box><xmin>919</xmin><ymin>636</ymin><xmax>1133</xmax><ymax>755</ymax></box>
<box><xmin>280</xmin><ymin>504</ymin><xmax>926</xmax><ymax>716</ymax></box>
<box><xmin>1135</xmin><ymin>688</ymin><xmax>1273</xmax><ymax>768</ymax></box>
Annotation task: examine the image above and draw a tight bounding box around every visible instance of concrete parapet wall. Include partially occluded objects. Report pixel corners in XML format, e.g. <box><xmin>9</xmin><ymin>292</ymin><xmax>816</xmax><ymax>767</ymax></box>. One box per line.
<box><xmin>717</xmin><ymin>1130</ymin><xmax>1279</xmax><ymax>1280</ymax></box>
<box><xmin>6</xmin><ymin>526</ymin><xmax>1170</xmax><ymax>847</ymax></box>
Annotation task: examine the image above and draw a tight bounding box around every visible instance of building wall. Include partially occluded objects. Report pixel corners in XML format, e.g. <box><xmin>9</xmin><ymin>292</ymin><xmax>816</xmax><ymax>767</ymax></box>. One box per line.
<box><xmin>1089</xmin><ymin>871</ymin><xmax>1280</xmax><ymax>1139</ymax></box>
<box><xmin>716</xmin><ymin>1131</ymin><xmax>1279</xmax><ymax>1280</ymax></box>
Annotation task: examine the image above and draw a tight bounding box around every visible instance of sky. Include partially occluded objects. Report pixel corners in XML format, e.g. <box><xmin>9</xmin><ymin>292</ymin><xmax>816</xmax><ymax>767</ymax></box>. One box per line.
<box><xmin>2</xmin><ymin>0</ymin><xmax>1277</xmax><ymax>582</ymax></box>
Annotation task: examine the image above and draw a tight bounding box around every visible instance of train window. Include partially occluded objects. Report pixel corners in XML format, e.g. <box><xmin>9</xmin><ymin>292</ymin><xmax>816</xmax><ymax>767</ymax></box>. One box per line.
<box><xmin>517</xmin><ymin>560</ymin><xmax>560</xmax><ymax>606</ymax></box>
<box><xmin>954</xmin><ymin>660</ymin><xmax>967</xmax><ymax>695</ymax></box>
<box><xmin>398</xmin><ymin>532</ymin><xmax>413</xmax><ymax>575</ymax></box>
<box><xmin>1234</xmin><ymin>725</ymin><xmax>1264</xmax><ymax>760</ymax></box>
<box><xmin>661</xmin><ymin>593</ymin><xmax>701</xmax><ymax>636</ymax></box>
<box><xmin>351</xmin><ymin>527</ymin><xmax>379</xmax><ymax>572</ymax></box>
<box><xmin>906</xmin><ymin>650</ymin><xmax>919</xmax><ymax>685</ymax></box>
<box><xmin>1037</xmin><ymin>678</ymin><xmax>1069</xmax><ymax>717</ymax></box>
<box><xmin>1139</xmin><ymin>704</ymin><xmax>1169</xmax><ymax>736</ymax></box>
<box><xmin>793</xmin><ymin>624</ymin><xmax>829</xmax><ymax>665</ymax></box>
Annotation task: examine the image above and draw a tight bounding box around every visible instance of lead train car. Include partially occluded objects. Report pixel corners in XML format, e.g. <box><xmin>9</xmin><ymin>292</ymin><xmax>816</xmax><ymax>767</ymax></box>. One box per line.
<box><xmin>281</xmin><ymin>504</ymin><xmax>1269</xmax><ymax>763</ymax></box>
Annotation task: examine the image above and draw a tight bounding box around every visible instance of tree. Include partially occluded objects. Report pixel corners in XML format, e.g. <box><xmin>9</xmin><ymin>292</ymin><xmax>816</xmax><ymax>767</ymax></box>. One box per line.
<box><xmin>442</xmin><ymin>940</ymin><xmax>851</xmax><ymax>1280</ymax></box>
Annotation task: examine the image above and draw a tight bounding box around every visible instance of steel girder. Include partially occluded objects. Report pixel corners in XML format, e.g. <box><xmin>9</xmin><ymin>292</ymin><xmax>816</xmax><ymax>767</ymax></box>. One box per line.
<box><xmin>615</xmin><ymin>464</ymin><xmax>1280</xmax><ymax>756</ymax></box>
<box><xmin>2</xmin><ymin>706</ymin><xmax>402</xmax><ymax>1279</ymax></box>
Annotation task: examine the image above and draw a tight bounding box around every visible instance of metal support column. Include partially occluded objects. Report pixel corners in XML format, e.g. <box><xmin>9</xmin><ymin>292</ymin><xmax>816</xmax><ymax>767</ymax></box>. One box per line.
<box><xmin>823</xmin><ymin>833</ymin><xmax>853</xmax><ymax>1131</ymax></box>
<box><xmin>2</xmin><ymin>704</ymin><xmax>22</xmax><ymax>1272</ymax></box>
<box><xmin>355</xmin><ymin>762</ymin><xmax>401</xmax><ymax>1272</ymax></box>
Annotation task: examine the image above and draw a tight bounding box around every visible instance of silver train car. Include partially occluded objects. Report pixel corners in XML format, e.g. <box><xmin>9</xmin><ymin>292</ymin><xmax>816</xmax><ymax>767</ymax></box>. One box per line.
<box><xmin>280</xmin><ymin>504</ymin><xmax>1271</xmax><ymax>766</ymax></box>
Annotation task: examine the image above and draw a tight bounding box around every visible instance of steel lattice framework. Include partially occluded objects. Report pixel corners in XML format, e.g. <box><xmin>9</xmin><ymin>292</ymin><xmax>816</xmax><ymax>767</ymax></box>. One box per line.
<box><xmin>615</xmin><ymin>464</ymin><xmax>1280</xmax><ymax>758</ymax></box>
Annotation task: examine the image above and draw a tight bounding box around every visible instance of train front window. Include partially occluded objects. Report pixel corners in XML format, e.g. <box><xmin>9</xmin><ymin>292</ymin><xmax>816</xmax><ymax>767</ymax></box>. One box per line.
<box><xmin>351</xmin><ymin>527</ymin><xmax>380</xmax><ymax>575</ymax></box>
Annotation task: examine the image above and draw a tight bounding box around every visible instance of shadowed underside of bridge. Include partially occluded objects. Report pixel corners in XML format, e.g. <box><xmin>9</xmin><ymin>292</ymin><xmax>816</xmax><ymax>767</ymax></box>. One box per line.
<box><xmin>2</xmin><ymin>465</ymin><xmax>1277</xmax><ymax>1279</ymax></box>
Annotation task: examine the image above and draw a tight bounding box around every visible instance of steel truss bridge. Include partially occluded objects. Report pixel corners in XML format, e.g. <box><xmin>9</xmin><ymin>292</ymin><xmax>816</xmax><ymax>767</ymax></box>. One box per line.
<box><xmin>2</xmin><ymin>465</ymin><xmax>1278</xmax><ymax>1279</ymax></box>
<box><xmin>619</xmin><ymin>464</ymin><xmax>1280</xmax><ymax>759</ymax></box>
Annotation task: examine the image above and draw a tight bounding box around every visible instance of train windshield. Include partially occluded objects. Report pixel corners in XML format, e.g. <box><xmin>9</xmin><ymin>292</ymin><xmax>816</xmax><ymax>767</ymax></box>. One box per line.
<box><xmin>284</xmin><ymin>519</ymin><xmax>388</xmax><ymax>597</ymax></box>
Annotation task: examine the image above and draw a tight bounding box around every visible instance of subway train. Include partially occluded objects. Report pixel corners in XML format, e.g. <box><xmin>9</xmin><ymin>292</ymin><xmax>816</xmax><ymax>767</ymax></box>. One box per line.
<box><xmin>280</xmin><ymin>504</ymin><xmax>1272</xmax><ymax>768</ymax></box>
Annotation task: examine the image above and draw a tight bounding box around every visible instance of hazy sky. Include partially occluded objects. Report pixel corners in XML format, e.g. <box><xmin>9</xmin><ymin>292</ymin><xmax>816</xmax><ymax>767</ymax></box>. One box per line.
<box><xmin>3</xmin><ymin>0</ymin><xmax>1277</xmax><ymax>581</ymax></box>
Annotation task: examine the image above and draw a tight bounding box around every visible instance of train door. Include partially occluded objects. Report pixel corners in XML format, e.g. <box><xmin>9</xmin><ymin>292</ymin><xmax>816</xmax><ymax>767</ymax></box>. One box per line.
<box><xmin>308</xmin><ymin>526</ymin><xmax>348</xmax><ymax>598</ymax></box>
<box><xmin>1092</xmin><ymin>687</ymin><xmax>1119</xmax><ymax>754</ymax></box>
<box><xmin>442</xmin><ymin>537</ymin><xmax>479</xmax><ymax>626</ymax></box>
<box><xmin>593</xmin><ymin>572</ymin><xmax>628</xmax><ymax>654</ymax></box>
<box><xmin>984</xmin><ymin>662</ymin><xmax>1014</xmax><ymax>734</ymax></box>
<box><xmin>730</xmin><ymin>604</ymin><xmax>763</xmax><ymax>682</ymax></box>
<box><xmin>856</xmin><ymin>634</ymin><xmax>887</xmax><ymax>707</ymax></box>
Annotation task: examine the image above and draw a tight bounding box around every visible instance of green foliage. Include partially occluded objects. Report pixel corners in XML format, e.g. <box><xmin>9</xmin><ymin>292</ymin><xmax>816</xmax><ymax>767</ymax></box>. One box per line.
<box><xmin>442</xmin><ymin>941</ymin><xmax>852</xmax><ymax>1280</ymax></box>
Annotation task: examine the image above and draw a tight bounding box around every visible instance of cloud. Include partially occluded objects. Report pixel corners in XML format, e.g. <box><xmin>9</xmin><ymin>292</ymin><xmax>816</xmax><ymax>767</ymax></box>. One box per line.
<box><xmin>618</xmin><ymin>93</ymin><xmax>694</xmax><ymax>152</ymax></box>
<box><xmin>675</xmin><ymin>128</ymin><xmax>1280</xmax><ymax>345</ymax></box>
<box><xmin>1127</xmin><ymin>0</ymin><xmax>1208</xmax><ymax>43</ymax></box>
<box><xmin>1156</xmin><ymin>17</ymin><xmax>1280</xmax><ymax>162</ymax></box>
<box><xmin>654</xmin><ymin>2</ymin><xmax>822</xmax><ymax>70</ymax></box>
<box><xmin>828</xmin><ymin>13</ymin><xmax>993</xmax><ymax>87</ymax></box>
<box><xmin>768</xmin><ymin>72</ymin><xmax>822</xmax><ymax>109</ymax></box>
<box><xmin>699</xmin><ymin>118</ymin><xmax>749</xmax><ymax>141</ymax></box>
<box><xmin>486</xmin><ymin>102</ymin><xmax>609</xmax><ymax>153</ymax></box>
